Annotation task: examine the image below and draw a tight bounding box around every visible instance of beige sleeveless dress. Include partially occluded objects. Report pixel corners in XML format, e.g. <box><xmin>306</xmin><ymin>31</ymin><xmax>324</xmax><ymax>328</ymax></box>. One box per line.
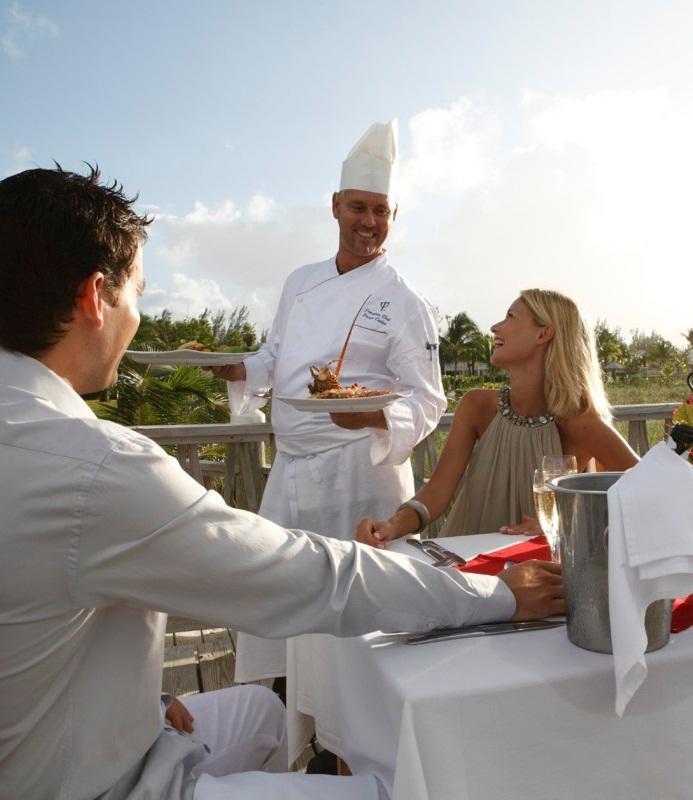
<box><xmin>440</xmin><ymin>386</ymin><xmax>562</xmax><ymax>536</ymax></box>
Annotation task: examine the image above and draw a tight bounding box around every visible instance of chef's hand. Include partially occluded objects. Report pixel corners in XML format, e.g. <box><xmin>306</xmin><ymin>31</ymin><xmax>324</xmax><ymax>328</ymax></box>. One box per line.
<box><xmin>356</xmin><ymin>517</ymin><xmax>395</xmax><ymax>549</ymax></box>
<box><xmin>208</xmin><ymin>363</ymin><xmax>247</xmax><ymax>382</ymax></box>
<box><xmin>329</xmin><ymin>410</ymin><xmax>387</xmax><ymax>430</ymax></box>
<box><xmin>499</xmin><ymin>560</ymin><xmax>565</xmax><ymax>621</ymax></box>
<box><xmin>499</xmin><ymin>515</ymin><xmax>543</xmax><ymax>536</ymax></box>
<box><xmin>165</xmin><ymin>696</ymin><xmax>195</xmax><ymax>733</ymax></box>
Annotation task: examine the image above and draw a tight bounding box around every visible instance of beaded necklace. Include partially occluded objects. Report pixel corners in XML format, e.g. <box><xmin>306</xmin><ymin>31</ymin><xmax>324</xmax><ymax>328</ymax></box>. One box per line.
<box><xmin>498</xmin><ymin>385</ymin><xmax>555</xmax><ymax>428</ymax></box>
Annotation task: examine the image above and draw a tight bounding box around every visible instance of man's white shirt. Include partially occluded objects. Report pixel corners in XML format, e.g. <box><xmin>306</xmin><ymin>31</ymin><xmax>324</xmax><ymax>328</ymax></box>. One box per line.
<box><xmin>0</xmin><ymin>348</ymin><xmax>514</xmax><ymax>800</ymax></box>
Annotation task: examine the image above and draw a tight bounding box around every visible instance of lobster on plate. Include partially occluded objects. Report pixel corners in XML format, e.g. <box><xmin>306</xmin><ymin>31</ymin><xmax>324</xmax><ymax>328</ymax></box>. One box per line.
<box><xmin>306</xmin><ymin>296</ymin><xmax>390</xmax><ymax>400</ymax></box>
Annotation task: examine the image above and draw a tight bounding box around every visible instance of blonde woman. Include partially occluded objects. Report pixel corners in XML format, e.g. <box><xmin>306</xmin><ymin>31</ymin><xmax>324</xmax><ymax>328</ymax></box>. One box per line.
<box><xmin>356</xmin><ymin>289</ymin><xmax>638</xmax><ymax>545</ymax></box>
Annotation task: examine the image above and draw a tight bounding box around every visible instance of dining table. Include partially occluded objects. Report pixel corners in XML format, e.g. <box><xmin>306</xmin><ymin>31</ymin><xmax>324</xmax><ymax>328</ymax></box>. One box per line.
<box><xmin>286</xmin><ymin>534</ymin><xmax>693</xmax><ymax>800</ymax></box>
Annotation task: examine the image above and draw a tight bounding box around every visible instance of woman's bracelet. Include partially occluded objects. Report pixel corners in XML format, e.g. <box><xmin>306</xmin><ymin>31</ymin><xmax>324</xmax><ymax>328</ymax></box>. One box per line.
<box><xmin>395</xmin><ymin>499</ymin><xmax>431</xmax><ymax>534</ymax></box>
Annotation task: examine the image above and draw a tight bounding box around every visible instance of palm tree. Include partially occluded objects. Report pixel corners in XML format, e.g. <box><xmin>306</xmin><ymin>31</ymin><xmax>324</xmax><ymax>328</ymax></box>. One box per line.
<box><xmin>594</xmin><ymin>320</ymin><xmax>627</xmax><ymax>369</ymax></box>
<box><xmin>441</xmin><ymin>313</ymin><xmax>482</xmax><ymax>375</ymax></box>
<box><xmin>98</xmin><ymin>364</ymin><xmax>230</xmax><ymax>426</ymax></box>
<box><xmin>682</xmin><ymin>328</ymin><xmax>693</xmax><ymax>351</ymax></box>
<box><xmin>477</xmin><ymin>334</ymin><xmax>501</xmax><ymax>376</ymax></box>
<box><xmin>644</xmin><ymin>336</ymin><xmax>679</xmax><ymax>370</ymax></box>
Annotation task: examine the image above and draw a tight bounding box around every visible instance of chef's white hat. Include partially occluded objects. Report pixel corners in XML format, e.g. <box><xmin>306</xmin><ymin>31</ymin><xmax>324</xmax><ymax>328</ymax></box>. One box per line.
<box><xmin>339</xmin><ymin>119</ymin><xmax>398</xmax><ymax>198</ymax></box>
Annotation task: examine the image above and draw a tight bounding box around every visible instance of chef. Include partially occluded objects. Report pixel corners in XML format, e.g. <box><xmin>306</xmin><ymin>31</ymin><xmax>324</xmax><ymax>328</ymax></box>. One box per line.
<box><xmin>214</xmin><ymin>120</ymin><xmax>447</xmax><ymax>685</ymax></box>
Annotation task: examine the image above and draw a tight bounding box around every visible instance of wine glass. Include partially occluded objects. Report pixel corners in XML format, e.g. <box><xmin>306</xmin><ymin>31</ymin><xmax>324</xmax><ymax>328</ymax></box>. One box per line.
<box><xmin>533</xmin><ymin>456</ymin><xmax>578</xmax><ymax>561</ymax></box>
<box><xmin>541</xmin><ymin>455</ymin><xmax>578</xmax><ymax>476</ymax></box>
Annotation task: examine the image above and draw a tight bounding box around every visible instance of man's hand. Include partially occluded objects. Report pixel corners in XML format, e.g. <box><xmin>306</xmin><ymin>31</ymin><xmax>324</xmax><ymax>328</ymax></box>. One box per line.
<box><xmin>355</xmin><ymin>517</ymin><xmax>395</xmax><ymax>548</ymax></box>
<box><xmin>165</xmin><ymin>696</ymin><xmax>195</xmax><ymax>733</ymax></box>
<box><xmin>499</xmin><ymin>515</ymin><xmax>543</xmax><ymax>536</ymax></box>
<box><xmin>329</xmin><ymin>410</ymin><xmax>387</xmax><ymax>430</ymax></box>
<box><xmin>208</xmin><ymin>363</ymin><xmax>246</xmax><ymax>382</ymax></box>
<box><xmin>499</xmin><ymin>560</ymin><xmax>565</xmax><ymax>621</ymax></box>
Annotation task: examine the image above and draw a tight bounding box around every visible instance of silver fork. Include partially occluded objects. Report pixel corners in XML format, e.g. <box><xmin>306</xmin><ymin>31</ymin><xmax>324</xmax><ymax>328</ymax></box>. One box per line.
<box><xmin>420</xmin><ymin>543</ymin><xmax>463</xmax><ymax>568</ymax></box>
<box><xmin>405</xmin><ymin>539</ymin><xmax>460</xmax><ymax>568</ymax></box>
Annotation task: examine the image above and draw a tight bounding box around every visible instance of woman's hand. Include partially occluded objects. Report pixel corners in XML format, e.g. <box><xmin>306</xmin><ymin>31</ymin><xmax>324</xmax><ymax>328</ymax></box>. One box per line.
<box><xmin>355</xmin><ymin>517</ymin><xmax>396</xmax><ymax>549</ymax></box>
<box><xmin>165</xmin><ymin>696</ymin><xmax>194</xmax><ymax>733</ymax></box>
<box><xmin>500</xmin><ymin>514</ymin><xmax>543</xmax><ymax>536</ymax></box>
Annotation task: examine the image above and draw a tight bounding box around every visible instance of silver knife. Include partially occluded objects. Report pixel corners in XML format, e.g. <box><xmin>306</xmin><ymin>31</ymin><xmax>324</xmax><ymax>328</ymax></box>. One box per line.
<box><xmin>404</xmin><ymin>619</ymin><xmax>565</xmax><ymax>645</ymax></box>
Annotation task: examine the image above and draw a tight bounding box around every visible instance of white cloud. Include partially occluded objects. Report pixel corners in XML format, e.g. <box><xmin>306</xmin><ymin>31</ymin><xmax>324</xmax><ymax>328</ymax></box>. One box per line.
<box><xmin>11</xmin><ymin>145</ymin><xmax>33</xmax><ymax>168</ymax></box>
<box><xmin>141</xmin><ymin>273</ymin><xmax>237</xmax><ymax>319</ymax></box>
<box><xmin>146</xmin><ymin>197</ymin><xmax>336</xmax><ymax>331</ymax></box>
<box><xmin>142</xmin><ymin>272</ymin><xmax>277</xmax><ymax>335</ymax></box>
<box><xmin>1</xmin><ymin>31</ymin><xmax>21</xmax><ymax>59</ymax></box>
<box><xmin>247</xmin><ymin>192</ymin><xmax>276</xmax><ymax>223</ymax></box>
<box><xmin>182</xmin><ymin>199</ymin><xmax>241</xmax><ymax>225</ymax></box>
<box><xmin>530</xmin><ymin>88</ymin><xmax>693</xmax><ymax>253</ymax></box>
<box><xmin>401</xmin><ymin>89</ymin><xmax>692</xmax><ymax>344</ymax></box>
<box><xmin>519</xmin><ymin>88</ymin><xmax>542</xmax><ymax>107</ymax></box>
<box><xmin>9</xmin><ymin>3</ymin><xmax>58</xmax><ymax>35</ymax></box>
<box><xmin>397</xmin><ymin>99</ymin><xmax>494</xmax><ymax>208</ymax></box>
<box><xmin>146</xmin><ymin>90</ymin><xmax>692</xmax><ymax>345</ymax></box>
<box><xmin>1</xmin><ymin>3</ymin><xmax>58</xmax><ymax>60</ymax></box>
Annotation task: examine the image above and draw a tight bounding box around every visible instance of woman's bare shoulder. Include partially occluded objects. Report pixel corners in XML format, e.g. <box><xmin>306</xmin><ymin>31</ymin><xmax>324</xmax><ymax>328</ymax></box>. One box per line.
<box><xmin>556</xmin><ymin>407</ymin><xmax>604</xmax><ymax>435</ymax></box>
<box><xmin>557</xmin><ymin>408</ymin><xmax>639</xmax><ymax>469</ymax></box>
<box><xmin>455</xmin><ymin>388</ymin><xmax>500</xmax><ymax>414</ymax></box>
<box><xmin>453</xmin><ymin>388</ymin><xmax>500</xmax><ymax>436</ymax></box>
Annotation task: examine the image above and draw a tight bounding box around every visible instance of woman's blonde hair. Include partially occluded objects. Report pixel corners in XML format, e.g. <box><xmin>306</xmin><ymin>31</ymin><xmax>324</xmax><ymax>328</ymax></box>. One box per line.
<box><xmin>520</xmin><ymin>289</ymin><xmax>611</xmax><ymax>421</ymax></box>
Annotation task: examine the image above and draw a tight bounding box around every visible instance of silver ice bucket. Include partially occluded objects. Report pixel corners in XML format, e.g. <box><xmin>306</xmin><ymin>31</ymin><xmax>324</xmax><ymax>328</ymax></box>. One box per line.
<box><xmin>549</xmin><ymin>472</ymin><xmax>671</xmax><ymax>654</ymax></box>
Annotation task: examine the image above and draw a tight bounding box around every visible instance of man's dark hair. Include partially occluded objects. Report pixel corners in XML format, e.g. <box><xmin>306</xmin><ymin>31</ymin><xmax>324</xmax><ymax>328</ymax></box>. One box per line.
<box><xmin>0</xmin><ymin>164</ymin><xmax>151</xmax><ymax>356</ymax></box>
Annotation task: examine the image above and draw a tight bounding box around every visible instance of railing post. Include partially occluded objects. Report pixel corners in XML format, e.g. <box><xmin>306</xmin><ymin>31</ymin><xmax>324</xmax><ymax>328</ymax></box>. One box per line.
<box><xmin>176</xmin><ymin>444</ymin><xmax>204</xmax><ymax>485</ymax></box>
<box><xmin>412</xmin><ymin>440</ymin><xmax>426</xmax><ymax>491</ymax></box>
<box><xmin>224</xmin><ymin>443</ymin><xmax>236</xmax><ymax>506</ymax></box>
<box><xmin>627</xmin><ymin>420</ymin><xmax>650</xmax><ymax>455</ymax></box>
<box><xmin>238</xmin><ymin>443</ymin><xmax>260</xmax><ymax>513</ymax></box>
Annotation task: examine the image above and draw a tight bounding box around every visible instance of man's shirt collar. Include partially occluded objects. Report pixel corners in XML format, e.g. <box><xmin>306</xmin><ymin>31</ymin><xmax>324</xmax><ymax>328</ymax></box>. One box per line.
<box><xmin>0</xmin><ymin>347</ymin><xmax>96</xmax><ymax>419</ymax></box>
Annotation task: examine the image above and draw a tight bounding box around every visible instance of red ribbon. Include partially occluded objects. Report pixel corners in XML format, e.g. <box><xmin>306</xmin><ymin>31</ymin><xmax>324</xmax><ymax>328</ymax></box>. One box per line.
<box><xmin>454</xmin><ymin>536</ymin><xmax>551</xmax><ymax>575</ymax></box>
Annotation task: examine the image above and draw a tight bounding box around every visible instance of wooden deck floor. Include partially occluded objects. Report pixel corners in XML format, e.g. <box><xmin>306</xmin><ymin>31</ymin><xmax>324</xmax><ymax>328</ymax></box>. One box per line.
<box><xmin>163</xmin><ymin>615</ymin><xmax>241</xmax><ymax>696</ymax></box>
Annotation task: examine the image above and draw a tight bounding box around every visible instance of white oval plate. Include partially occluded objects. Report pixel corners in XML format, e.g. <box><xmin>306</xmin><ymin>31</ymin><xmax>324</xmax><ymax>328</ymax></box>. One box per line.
<box><xmin>277</xmin><ymin>392</ymin><xmax>406</xmax><ymax>413</ymax></box>
<box><xmin>125</xmin><ymin>350</ymin><xmax>251</xmax><ymax>366</ymax></box>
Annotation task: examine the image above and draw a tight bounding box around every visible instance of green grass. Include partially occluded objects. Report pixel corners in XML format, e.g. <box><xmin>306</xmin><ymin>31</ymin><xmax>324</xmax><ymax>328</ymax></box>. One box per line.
<box><xmin>605</xmin><ymin>381</ymin><xmax>683</xmax><ymax>406</ymax></box>
<box><xmin>606</xmin><ymin>379</ymin><xmax>681</xmax><ymax>449</ymax></box>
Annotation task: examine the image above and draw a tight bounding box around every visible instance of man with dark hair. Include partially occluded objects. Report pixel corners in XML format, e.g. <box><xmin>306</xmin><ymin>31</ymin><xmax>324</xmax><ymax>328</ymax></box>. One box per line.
<box><xmin>0</xmin><ymin>165</ymin><xmax>148</xmax><ymax>357</ymax></box>
<box><xmin>0</xmin><ymin>165</ymin><xmax>564</xmax><ymax>800</ymax></box>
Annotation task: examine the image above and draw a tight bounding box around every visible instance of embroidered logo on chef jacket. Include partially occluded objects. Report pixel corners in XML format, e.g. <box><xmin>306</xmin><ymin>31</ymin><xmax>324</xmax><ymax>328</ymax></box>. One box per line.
<box><xmin>356</xmin><ymin>297</ymin><xmax>393</xmax><ymax>333</ymax></box>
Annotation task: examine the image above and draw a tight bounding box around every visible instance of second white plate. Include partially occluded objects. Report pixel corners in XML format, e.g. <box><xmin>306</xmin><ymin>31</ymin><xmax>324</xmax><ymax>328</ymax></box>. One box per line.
<box><xmin>277</xmin><ymin>392</ymin><xmax>405</xmax><ymax>413</ymax></box>
<box><xmin>125</xmin><ymin>350</ymin><xmax>251</xmax><ymax>366</ymax></box>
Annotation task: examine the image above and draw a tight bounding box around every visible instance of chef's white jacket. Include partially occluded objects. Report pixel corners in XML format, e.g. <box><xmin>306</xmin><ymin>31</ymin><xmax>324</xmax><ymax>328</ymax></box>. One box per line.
<box><xmin>231</xmin><ymin>253</ymin><xmax>447</xmax><ymax>681</ymax></box>
<box><xmin>0</xmin><ymin>348</ymin><xmax>514</xmax><ymax>800</ymax></box>
<box><xmin>231</xmin><ymin>252</ymin><xmax>446</xmax><ymax>464</ymax></box>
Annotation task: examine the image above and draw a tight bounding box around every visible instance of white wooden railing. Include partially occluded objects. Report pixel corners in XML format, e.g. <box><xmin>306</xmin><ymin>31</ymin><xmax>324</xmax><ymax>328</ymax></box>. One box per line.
<box><xmin>133</xmin><ymin>403</ymin><xmax>678</xmax><ymax>531</ymax></box>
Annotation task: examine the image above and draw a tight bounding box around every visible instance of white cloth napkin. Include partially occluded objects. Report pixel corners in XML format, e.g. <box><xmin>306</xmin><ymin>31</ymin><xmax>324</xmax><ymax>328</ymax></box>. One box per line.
<box><xmin>607</xmin><ymin>442</ymin><xmax>693</xmax><ymax>715</ymax></box>
<box><xmin>226</xmin><ymin>379</ymin><xmax>267</xmax><ymax>422</ymax></box>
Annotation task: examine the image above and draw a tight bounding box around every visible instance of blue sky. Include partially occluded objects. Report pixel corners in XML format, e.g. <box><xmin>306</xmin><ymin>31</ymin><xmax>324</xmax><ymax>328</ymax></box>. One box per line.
<box><xmin>2</xmin><ymin>1</ymin><xmax>692</xmax><ymax>346</ymax></box>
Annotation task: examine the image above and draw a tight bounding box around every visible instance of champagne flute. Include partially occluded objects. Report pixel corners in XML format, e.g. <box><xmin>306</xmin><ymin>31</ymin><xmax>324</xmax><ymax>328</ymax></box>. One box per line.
<box><xmin>533</xmin><ymin>456</ymin><xmax>578</xmax><ymax>561</ymax></box>
<box><xmin>541</xmin><ymin>455</ymin><xmax>578</xmax><ymax>475</ymax></box>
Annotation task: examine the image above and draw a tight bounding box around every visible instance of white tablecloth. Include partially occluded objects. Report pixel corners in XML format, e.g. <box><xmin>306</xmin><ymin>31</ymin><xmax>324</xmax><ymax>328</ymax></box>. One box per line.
<box><xmin>287</xmin><ymin>535</ymin><xmax>693</xmax><ymax>800</ymax></box>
